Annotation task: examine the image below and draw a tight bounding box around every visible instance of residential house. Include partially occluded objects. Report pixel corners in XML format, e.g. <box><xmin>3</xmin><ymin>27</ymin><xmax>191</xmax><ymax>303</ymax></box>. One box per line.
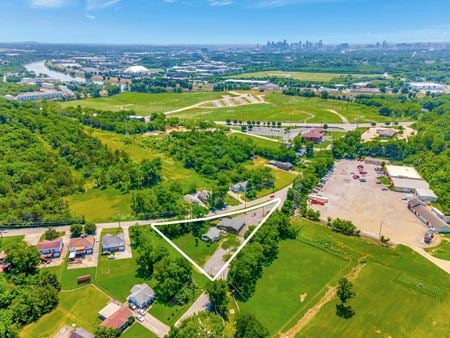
<box><xmin>70</xmin><ymin>328</ymin><xmax>94</xmax><ymax>338</ymax></box>
<box><xmin>376</xmin><ymin>128</ymin><xmax>397</xmax><ymax>138</ymax></box>
<box><xmin>36</xmin><ymin>238</ymin><xmax>64</xmax><ymax>258</ymax></box>
<box><xmin>98</xmin><ymin>302</ymin><xmax>122</xmax><ymax>320</ymax></box>
<box><xmin>269</xmin><ymin>160</ymin><xmax>294</xmax><ymax>171</ymax></box>
<box><xmin>69</xmin><ymin>236</ymin><xmax>94</xmax><ymax>258</ymax></box>
<box><xmin>230</xmin><ymin>181</ymin><xmax>248</xmax><ymax>193</ymax></box>
<box><xmin>102</xmin><ymin>233</ymin><xmax>125</xmax><ymax>254</ymax></box>
<box><xmin>218</xmin><ymin>215</ymin><xmax>245</xmax><ymax>234</ymax></box>
<box><xmin>100</xmin><ymin>307</ymin><xmax>132</xmax><ymax>332</ymax></box>
<box><xmin>201</xmin><ymin>227</ymin><xmax>221</xmax><ymax>243</ymax></box>
<box><xmin>128</xmin><ymin>283</ymin><xmax>155</xmax><ymax>308</ymax></box>
<box><xmin>197</xmin><ymin>190</ymin><xmax>210</xmax><ymax>204</ymax></box>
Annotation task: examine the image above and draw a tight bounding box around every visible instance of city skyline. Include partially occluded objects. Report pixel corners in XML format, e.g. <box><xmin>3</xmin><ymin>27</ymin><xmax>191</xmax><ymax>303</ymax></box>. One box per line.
<box><xmin>0</xmin><ymin>0</ymin><xmax>449</xmax><ymax>44</ymax></box>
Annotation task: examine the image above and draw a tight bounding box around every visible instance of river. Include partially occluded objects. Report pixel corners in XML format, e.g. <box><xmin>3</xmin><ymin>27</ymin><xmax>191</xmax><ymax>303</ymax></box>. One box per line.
<box><xmin>24</xmin><ymin>60</ymin><xmax>86</xmax><ymax>83</ymax></box>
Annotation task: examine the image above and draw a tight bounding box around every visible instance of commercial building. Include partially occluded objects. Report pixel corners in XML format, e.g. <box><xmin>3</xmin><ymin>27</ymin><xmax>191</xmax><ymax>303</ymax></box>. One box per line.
<box><xmin>385</xmin><ymin>165</ymin><xmax>422</xmax><ymax>180</ymax></box>
<box><xmin>302</xmin><ymin>128</ymin><xmax>324</xmax><ymax>143</ymax></box>
<box><xmin>408</xmin><ymin>198</ymin><xmax>447</xmax><ymax>230</ymax></box>
<box><xmin>408</xmin><ymin>82</ymin><xmax>447</xmax><ymax>92</ymax></box>
<box><xmin>218</xmin><ymin>215</ymin><xmax>245</xmax><ymax>234</ymax></box>
<box><xmin>415</xmin><ymin>188</ymin><xmax>438</xmax><ymax>203</ymax></box>
<box><xmin>390</xmin><ymin>177</ymin><xmax>430</xmax><ymax>193</ymax></box>
<box><xmin>385</xmin><ymin>165</ymin><xmax>438</xmax><ymax>197</ymax></box>
<box><xmin>17</xmin><ymin>90</ymin><xmax>63</xmax><ymax>101</ymax></box>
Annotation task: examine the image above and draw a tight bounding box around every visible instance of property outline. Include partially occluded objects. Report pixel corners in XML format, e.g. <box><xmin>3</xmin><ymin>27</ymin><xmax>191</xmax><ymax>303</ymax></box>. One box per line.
<box><xmin>151</xmin><ymin>198</ymin><xmax>281</xmax><ymax>281</ymax></box>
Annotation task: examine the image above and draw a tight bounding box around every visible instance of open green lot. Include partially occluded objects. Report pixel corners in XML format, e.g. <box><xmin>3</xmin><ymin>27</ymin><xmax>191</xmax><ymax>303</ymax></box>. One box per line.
<box><xmin>229</xmin><ymin>132</ymin><xmax>285</xmax><ymax>150</ymax></box>
<box><xmin>172</xmin><ymin>92</ymin><xmax>388</xmax><ymax>123</ymax></box>
<box><xmin>21</xmin><ymin>285</ymin><xmax>109</xmax><ymax>338</ymax></box>
<box><xmin>172</xmin><ymin>232</ymin><xmax>219</xmax><ymax>266</ymax></box>
<box><xmin>66</xmin><ymin>129</ymin><xmax>211</xmax><ymax>222</ymax></box>
<box><xmin>122</xmin><ymin>323</ymin><xmax>157</xmax><ymax>338</ymax></box>
<box><xmin>60</xmin><ymin>91</ymin><xmax>228</xmax><ymax>115</ymax></box>
<box><xmin>425</xmin><ymin>236</ymin><xmax>450</xmax><ymax>261</ymax></box>
<box><xmin>0</xmin><ymin>235</ymin><xmax>24</xmax><ymax>250</ymax></box>
<box><xmin>230</xmin><ymin>71</ymin><xmax>381</xmax><ymax>82</ymax></box>
<box><xmin>237</xmin><ymin>219</ymin><xmax>450</xmax><ymax>337</ymax></box>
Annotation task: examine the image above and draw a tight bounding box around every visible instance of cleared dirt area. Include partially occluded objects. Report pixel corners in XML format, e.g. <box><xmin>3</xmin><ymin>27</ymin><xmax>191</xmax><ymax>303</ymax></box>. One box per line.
<box><xmin>311</xmin><ymin>160</ymin><xmax>432</xmax><ymax>248</ymax></box>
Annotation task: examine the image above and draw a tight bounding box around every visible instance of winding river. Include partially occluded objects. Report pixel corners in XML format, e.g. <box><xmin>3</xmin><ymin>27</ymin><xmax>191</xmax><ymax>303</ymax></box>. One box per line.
<box><xmin>24</xmin><ymin>60</ymin><xmax>86</xmax><ymax>83</ymax></box>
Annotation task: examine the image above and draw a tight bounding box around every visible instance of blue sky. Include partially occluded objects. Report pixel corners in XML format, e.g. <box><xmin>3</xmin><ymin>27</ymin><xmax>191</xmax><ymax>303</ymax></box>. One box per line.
<box><xmin>0</xmin><ymin>0</ymin><xmax>449</xmax><ymax>44</ymax></box>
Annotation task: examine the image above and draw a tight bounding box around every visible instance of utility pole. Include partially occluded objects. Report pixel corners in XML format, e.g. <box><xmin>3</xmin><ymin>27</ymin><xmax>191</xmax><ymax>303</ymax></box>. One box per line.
<box><xmin>117</xmin><ymin>208</ymin><xmax>121</xmax><ymax>230</ymax></box>
<box><xmin>378</xmin><ymin>220</ymin><xmax>383</xmax><ymax>240</ymax></box>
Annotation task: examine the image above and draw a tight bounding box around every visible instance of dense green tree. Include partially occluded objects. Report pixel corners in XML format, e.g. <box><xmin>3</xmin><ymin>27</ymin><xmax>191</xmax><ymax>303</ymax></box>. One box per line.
<box><xmin>206</xmin><ymin>280</ymin><xmax>230</xmax><ymax>318</ymax></box>
<box><xmin>84</xmin><ymin>222</ymin><xmax>97</xmax><ymax>235</ymax></box>
<box><xmin>94</xmin><ymin>327</ymin><xmax>121</xmax><ymax>338</ymax></box>
<box><xmin>43</xmin><ymin>227</ymin><xmax>59</xmax><ymax>240</ymax></box>
<box><xmin>154</xmin><ymin>257</ymin><xmax>193</xmax><ymax>304</ymax></box>
<box><xmin>235</xmin><ymin>313</ymin><xmax>269</xmax><ymax>338</ymax></box>
<box><xmin>70</xmin><ymin>224</ymin><xmax>83</xmax><ymax>237</ymax></box>
<box><xmin>4</xmin><ymin>241</ymin><xmax>40</xmax><ymax>275</ymax></box>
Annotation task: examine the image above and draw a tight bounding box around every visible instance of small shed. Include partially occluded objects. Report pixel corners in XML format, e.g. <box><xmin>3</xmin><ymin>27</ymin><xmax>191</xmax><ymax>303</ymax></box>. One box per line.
<box><xmin>201</xmin><ymin>227</ymin><xmax>221</xmax><ymax>243</ymax></box>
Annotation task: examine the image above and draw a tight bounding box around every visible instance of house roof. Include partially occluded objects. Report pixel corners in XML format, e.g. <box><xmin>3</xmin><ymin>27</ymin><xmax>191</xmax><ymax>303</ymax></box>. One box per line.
<box><xmin>70</xmin><ymin>328</ymin><xmax>94</xmax><ymax>338</ymax></box>
<box><xmin>102</xmin><ymin>233</ymin><xmax>124</xmax><ymax>246</ymax></box>
<box><xmin>98</xmin><ymin>302</ymin><xmax>121</xmax><ymax>319</ymax></box>
<box><xmin>202</xmin><ymin>227</ymin><xmax>221</xmax><ymax>241</ymax></box>
<box><xmin>69</xmin><ymin>236</ymin><xmax>94</xmax><ymax>249</ymax></box>
<box><xmin>36</xmin><ymin>238</ymin><xmax>63</xmax><ymax>251</ymax></box>
<box><xmin>414</xmin><ymin>205</ymin><xmax>447</xmax><ymax>229</ymax></box>
<box><xmin>391</xmin><ymin>177</ymin><xmax>429</xmax><ymax>190</ymax></box>
<box><xmin>100</xmin><ymin>307</ymin><xmax>132</xmax><ymax>329</ymax></box>
<box><xmin>129</xmin><ymin>283</ymin><xmax>155</xmax><ymax>304</ymax></box>
<box><xmin>218</xmin><ymin>215</ymin><xmax>245</xmax><ymax>232</ymax></box>
<box><xmin>231</xmin><ymin>181</ymin><xmax>248</xmax><ymax>191</ymax></box>
<box><xmin>303</xmin><ymin>128</ymin><xmax>323</xmax><ymax>139</ymax></box>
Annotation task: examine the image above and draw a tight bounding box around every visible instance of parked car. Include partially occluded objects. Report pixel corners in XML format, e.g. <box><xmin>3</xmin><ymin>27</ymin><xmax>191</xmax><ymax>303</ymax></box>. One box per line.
<box><xmin>270</xmin><ymin>195</ymin><xmax>275</xmax><ymax>198</ymax></box>
<box><xmin>129</xmin><ymin>303</ymin><xmax>137</xmax><ymax>310</ymax></box>
<box><xmin>353</xmin><ymin>175</ymin><xmax>360</xmax><ymax>179</ymax></box>
<box><xmin>136</xmin><ymin>315</ymin><xmax>144</xmax><ymax>322</ymax></box>
<box><xmin>424</xmin><ymin>230</ymin><xmax>434</xmax><ymax>244</ymax></box>
<box><xmin>137</xmin><ymin>309</ymin><xmax>146</xmax><ymax>316</ymax></box>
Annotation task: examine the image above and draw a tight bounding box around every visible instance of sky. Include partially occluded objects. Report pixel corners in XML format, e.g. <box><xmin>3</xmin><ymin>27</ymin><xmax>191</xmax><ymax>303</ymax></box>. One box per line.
<box><xmin>0</xmin><ymin>0</ymin><xmax>449</xmax><ymax>44</ymax></box>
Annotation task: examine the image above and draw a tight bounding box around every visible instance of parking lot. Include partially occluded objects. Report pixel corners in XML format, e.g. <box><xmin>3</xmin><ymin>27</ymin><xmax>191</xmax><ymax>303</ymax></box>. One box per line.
<box><xmin>311</xmin><ymin>159</ymin><xmax>435</xmax><ymax>248</ymax></box>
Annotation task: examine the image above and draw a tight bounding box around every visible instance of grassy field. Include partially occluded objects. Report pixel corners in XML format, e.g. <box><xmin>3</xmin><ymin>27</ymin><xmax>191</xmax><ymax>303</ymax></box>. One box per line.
<box><xmin>60</xmin><ymin>91</ymin><xmax>228</xmax><ymax>115</ymax></box>
<box><xmin>230</xmin><ymin>71</ymin><xmax>381</xmax><ymax>82</ymax></box>
<box><xmin>425</xmin><ymin>236</ymin><xmax>450</xmax><ymax>261</ymax></box>
<box><xmin>229</xmin><ymin>132</ymin><xmax>285</xmax><ymax>150</ymax></box>
<box><xmin>172</xmin><ymin>92</ymin><xmax>388</xmax><ymax>123</ymax></box>
<box><xmin>21</xmin><ymin>285</ymin><xmax>109</xmax><ymax>338</ymax></box>
<box><xmin>122</xmin><ymin>323</ymin><xmax>157</xmax><ymax>338</ymax></box>
<box><xmin>172</xmin><ymin>233</ymin><xmax>219</xmax><ymax>266</ymax></box>
<box><xmin>237</xmin><ymin>219</ymin><xmax>450</xmax><ymax>337</ymax></box>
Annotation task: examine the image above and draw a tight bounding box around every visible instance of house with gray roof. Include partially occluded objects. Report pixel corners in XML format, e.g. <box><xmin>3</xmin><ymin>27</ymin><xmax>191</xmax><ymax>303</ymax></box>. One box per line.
<box><xmin>128</xmin><ymin>283</ymin><xmax>155</xmax><ymax>309</ymax></box>
<box><xmin>230</xmin><ymin>181</ymin><xmax>248</xmax><ymax>193</ymax></box>
<box><xmin>102</xmin><ymin>233</ymin><xmax>125</xmax><ymax>254</ymax></box>
<box><xmin>70</xmin><ymin>327</ymin><xmax>94</xmax><ymax>338</ymax></box>
<box><xmin>218</xmin><ymin>215</ymin><xmax>246</xmax><ymax>234</ymax></box>
<box><xmin>201</xmin><ymin>227</ymin><xmax>221</xmax><ymax>243</ymax></box>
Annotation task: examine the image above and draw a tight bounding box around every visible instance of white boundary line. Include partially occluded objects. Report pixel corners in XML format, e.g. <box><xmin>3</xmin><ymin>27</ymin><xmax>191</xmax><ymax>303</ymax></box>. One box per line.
<box><xmin>151</xmin><ymin>198</ymin><xmax>281</xmax><ymax>281</ymax></box>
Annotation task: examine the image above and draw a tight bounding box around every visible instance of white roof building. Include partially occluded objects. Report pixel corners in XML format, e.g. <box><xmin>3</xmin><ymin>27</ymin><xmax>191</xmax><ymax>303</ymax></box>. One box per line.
<box><xmin>98</xmin><ymin>302</ymin><xmax>121</xmax><ymax>320</ymax></box>
<box><xmin>124</xmin><ymin>65</ymin><xmax>149</xmax><ymax>74</ymax></box>
<box><xmin>385</xmin><ymin>165</ymin><xmax>422</xmax><ymax>180</ymax></box>
<box><xmin>415</xmin><ymin>188</ymin><xmax>438</xmax><ymax>203</ymax></box>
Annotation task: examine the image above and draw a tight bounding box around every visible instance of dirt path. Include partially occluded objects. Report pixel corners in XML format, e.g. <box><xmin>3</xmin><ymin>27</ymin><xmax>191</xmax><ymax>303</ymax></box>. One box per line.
<box><xmin>279</xmin><ymin>261</ymin><xmax>366</xmax><ymax>338</ymax></box>
<box><xmin>327</xmin><ymin>109</ymin><xmax>349</xmax><ymax>124</ymax></box>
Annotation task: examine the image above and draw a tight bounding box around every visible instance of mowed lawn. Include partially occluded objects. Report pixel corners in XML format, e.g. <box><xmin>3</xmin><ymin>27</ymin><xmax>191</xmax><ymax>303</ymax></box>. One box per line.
<box><xmin>21</xmin><ymin>286</ymin><xmax>109</xmax><ymax>338</ymax></box>
<box><xmin>122</xmin><ymin>324</ymin><xmax>157</xmax><ymax>338</ymax></box>
<box><xmin>172</xmin><ymin>232</ymin><xmax>219</xmax><ymax>266</ymax></box>
<box><xmin>231</xmin><ymin>71</ymin><xmax>381</xmax><ymax>82</ymax></box>
<box><xmin>238</xmin><ymin>238</ymin><xmax>351</xmax><ymax>336</ymax></box>
<box><xmin>173</xmin><ymin>92</ymin><xmax>388</xmax><ymax>123</ymax></box>
<box><xmin>300</xmin><ymin>259</ymin><xmax>450</xmax><ymax>338</ymax></box>
<box><xmin>237</xmin><ymin>219</ymin><xmax>450</xmax><ymax>337</ymax></box>
<box><xmin>229</xmin><ymin>132</ymin><xmax>285</xmax><ymax>151</ymax></box>
<box><xmin>60</xmin><ymin>91</ymin><xmax>228</xmax><ymax>115</ymax></box>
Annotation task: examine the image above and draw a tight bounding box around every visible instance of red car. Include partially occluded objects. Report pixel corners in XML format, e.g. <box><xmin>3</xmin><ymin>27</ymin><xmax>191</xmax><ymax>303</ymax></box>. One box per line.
<box><xmin>353</xmin><ymin>175</ymin><xmax>360</xmax><ymax>179</ymax></box>
<box><xmin>270</xmin><ymin>194</ymin><xmax>275</xmax><ymax>199</ymax></box>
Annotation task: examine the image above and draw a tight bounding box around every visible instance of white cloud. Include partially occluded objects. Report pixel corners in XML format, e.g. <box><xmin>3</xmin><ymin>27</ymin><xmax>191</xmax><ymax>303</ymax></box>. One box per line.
<box><xmin>85</xmin><ymin>13</ymin><xmax>96</xmax><ymax>19</ymax></box>
<box><xmin>29</xmin><ymin>0</ymin><xmax>69</xmax><ymax>7</ymax></box>
<box><xmin>252</xmin><ymin>0</ymin><xmax>345</xmax><ymax>8</ymax></box>
<box><xmin>208</xmin><ymin>0</ymin><xmax>233</xmax><ymax>6</ymax></box>
<box><xmin>86</xmin><ymin>0</ymin><xmax>121</xmax><ymax>10</ymax></box>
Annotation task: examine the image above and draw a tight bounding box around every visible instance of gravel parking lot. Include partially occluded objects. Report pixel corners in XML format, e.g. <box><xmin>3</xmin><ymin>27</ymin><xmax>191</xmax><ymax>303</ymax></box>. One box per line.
<box><xmin>311</xmin><ymin>159</ymin><xmax>434</xmax><ymax>248</ymax></box>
